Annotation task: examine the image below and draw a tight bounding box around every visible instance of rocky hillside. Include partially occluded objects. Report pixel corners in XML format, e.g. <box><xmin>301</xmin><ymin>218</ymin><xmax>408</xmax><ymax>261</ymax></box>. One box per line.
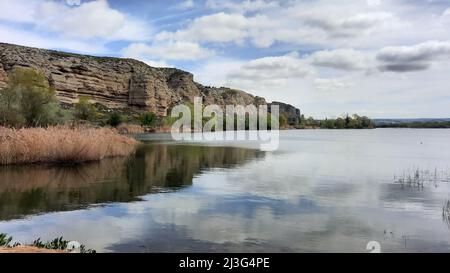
<box><xmin>0</xmin><ymin>43</ymin><xmax>300</xmax><ymax>123</ymax></box>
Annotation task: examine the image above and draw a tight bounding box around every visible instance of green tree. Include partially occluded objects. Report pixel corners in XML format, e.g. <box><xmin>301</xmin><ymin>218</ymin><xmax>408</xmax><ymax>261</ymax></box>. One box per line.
<box><xmin>305</xmin><ymin>116</ymin><xmax>317</xmax><ymax>128</ymax></box>
<box><xmin>0</xmin><ymin>67</ymin><xmax>56</xmax><ymax>127</ymax></box>
<box><xmin>361</xmin><ymin>116</ymin><xmax>373</xmax><ymax>129</ymax></box>
<box><xmin>107</xmin><ymin>112</ymin><xmax>122</xmax><ymax>127</ymax></box>
<box><xmin>348</xmin><ymin>114</ymin><xmax>362</xmax><ymax>129</ymax></box>
<box><xmin>74</xmin><ymin>96</ymin><xmax>98</xmax><ymax>121</ymax></box>
<box><xmin>279</xmin><ymin>114</ymin><xmax>288</xmax><ymax>128</ymax></box>
<box><xmin>345</xmin><ymin>114</ymin><xmax>351</xmax><ymax>128</ymax></box>
<box><xmin>299</xmin><ymin>114</ymin><xmax>306</xmax><ymax>125</ymax></box>
<box><xmin>321</xmin><ymin>118</ymin><xmax>336</xmax><ymax>129</ymax></box>
<box><xmin>0</xmin><ymin>83</ymin><xmax>23</xmax><ymax>126</ymax></box>
<box><xmin>335</xmin><ymin>117</ymin><xmax>345</xmax><ymax>129</ymax></box>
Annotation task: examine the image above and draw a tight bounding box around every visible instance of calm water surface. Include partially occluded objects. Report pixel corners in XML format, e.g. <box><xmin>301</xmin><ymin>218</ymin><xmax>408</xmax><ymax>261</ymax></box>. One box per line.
<box><xmin>1</xmin><ymin>129</ymin><xmax>450</xmax><ymax>252</ymax></box>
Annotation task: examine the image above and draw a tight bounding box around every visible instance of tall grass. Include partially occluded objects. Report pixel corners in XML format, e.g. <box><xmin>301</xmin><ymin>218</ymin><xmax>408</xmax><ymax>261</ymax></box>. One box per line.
<box><xmin>394</xmin><ymin>167</ymin><xmax>450</xmax><ymax>188</ymax></box>
<box><xmin>117</xmin><ymin>123</ymin><xmax>145</xmax><ymax>134</ymax></box>
<box><xmin>0</xmin><ymin>126</ymin><xmax>138</xmax><ymax>165</ymax></box>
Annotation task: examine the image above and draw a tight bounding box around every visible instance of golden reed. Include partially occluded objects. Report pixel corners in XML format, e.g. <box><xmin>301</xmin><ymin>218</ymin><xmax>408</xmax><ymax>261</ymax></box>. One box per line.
<box><xmin>0</xmin><ymin>126</ymin><xmax>139</xmax><ymax>165</ymax></box>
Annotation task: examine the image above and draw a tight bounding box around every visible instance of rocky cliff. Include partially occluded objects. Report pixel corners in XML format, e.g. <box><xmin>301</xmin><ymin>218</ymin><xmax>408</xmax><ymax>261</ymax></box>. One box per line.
<box><xmin>269</xmin><ymin>101</ymin><xmax>302</xmax><ymax>125</ymax></box>
<box><xmin>0</xmin><ymin>43</ymin><xmax>300</xmax><ymax>121</ymax></box>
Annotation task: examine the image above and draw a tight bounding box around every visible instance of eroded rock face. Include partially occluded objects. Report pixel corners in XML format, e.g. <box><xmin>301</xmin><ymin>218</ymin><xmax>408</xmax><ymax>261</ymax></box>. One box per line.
<box><xmin>0</xmin><ymin>43</ymin><xmax>300</xmax><ymax>120</ymax></box>
<box><xmin>269</xmin><ymin>101</ymin><xmax>302</xmax><ymax>125</ymax></box>
<box><xmin>0</xmin><ymin>63</ymin><xmax>7</xmax><ymax>89</ymax></box>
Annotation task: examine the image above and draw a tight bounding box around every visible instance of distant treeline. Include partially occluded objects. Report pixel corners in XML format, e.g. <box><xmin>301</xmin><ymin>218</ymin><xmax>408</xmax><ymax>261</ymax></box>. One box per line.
<box><xmin>297</xmin><ymin>115</ymin><xmax>450</xmax><ymax>129</ymax></box>
<box><xmin>298</xmin><ymin>114</ymin><xmax>375</xmax><ymax>129</ymax></box>
<box><xmin>376</xmin><ymin>121</ymin><xmax>450</xmax><ymax>128</ymax></box>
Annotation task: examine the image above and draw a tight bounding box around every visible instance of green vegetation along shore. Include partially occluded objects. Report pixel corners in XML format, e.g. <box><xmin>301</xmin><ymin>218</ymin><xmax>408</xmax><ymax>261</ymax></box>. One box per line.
<box><xmin>0</xmin><ymin>233</ymin><xmax>95</xmax><ymax>253</ymax></box>
<box><xmin>296</xmin><ymin>114</ymin><xmax>375</xmax><ymax>129</ymax></box>
<box><xmin>376</xmin><ymin>121</ymin><xmax>450</xmax><ymax>128</ymax></box>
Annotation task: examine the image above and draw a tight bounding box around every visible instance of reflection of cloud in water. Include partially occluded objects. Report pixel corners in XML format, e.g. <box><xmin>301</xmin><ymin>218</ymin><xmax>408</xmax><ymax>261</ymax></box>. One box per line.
<box><xmin>1</xmin><ymin>163</ymin><xmax>450</xmax><ymax>252</ymax></box>
<box><xmin>380</xmin><ymin>183</ymin><xmax>450</xmax><ymax>215</ymax></box>
<box><xmin>0</xmin><ymin>144</ymin><xmax>263</xmax><ymax>220</ymax></box>
<box><xmin>2</xmin><ymin>130</ymin><xmax>450</xmax><ymax>252</ymax></box>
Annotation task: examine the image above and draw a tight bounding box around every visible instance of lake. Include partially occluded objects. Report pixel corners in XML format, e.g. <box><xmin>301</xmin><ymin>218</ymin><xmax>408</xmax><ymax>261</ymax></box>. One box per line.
<box><xmin>1</xmin><ymin>129</ymin><xmax>450</xmax><ymax>252</ymax></box>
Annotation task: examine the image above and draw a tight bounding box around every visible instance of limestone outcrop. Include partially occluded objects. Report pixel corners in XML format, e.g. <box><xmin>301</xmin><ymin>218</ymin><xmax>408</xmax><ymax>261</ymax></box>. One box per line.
<box><xmin>0</xmin><ymin>43</ymin><xmax>300</xmax><ymax>121</ymax></box>
<box><xmin>269</xmin><ymin>101</ymin><xmax>302</xmax><ymax>125</ymax></box>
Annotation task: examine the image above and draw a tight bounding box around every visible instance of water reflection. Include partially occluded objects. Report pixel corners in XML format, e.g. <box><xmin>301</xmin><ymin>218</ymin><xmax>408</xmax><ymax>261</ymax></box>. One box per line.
<box><xmin>2</xmin><ymin>130</ymin><xmax>450</xmax><ymax>252</ymax></box>
<box><xmin>0</xmin><ymin>143</ymin><xmax>264</xmax><ymax>220</ymax></box>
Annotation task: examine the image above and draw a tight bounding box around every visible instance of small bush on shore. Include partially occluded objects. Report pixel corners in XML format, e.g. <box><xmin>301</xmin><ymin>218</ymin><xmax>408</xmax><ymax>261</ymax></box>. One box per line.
<box><xmin>0</xmin><ymin>126</ymin><xmax>138</xmax><ymax>165</ymax></box>
<box><xmin>0</xmin><ymin>233</ymin><xmax>95</xmax><ymax>253</ymax></box>
<box><xmin>32</xmin><ymin>237</ymin><xmax>95</xmax><ymax>253</ymax></box>
<box><xmin>107</xmin><ymin>112</ymin><xmax>122</xmax><ymax>127</ymax></box>
<box><xmin>0</xmin><ymin>234</ymin><xmax>14</xmax><ymax>247</ymax></box>
<box><xmin>139</xmin><ymin>112</ymin><xmax>157</xmax><ymax>127</ymax></box>
<box><xmin>74</xmin><ymin>96</ymin><xmax>99</xmax><ymax>121</ymax></box>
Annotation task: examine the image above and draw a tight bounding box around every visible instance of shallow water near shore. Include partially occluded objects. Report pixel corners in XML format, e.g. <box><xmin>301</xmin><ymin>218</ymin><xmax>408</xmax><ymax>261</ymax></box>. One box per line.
<box><xmin>1</xmin><ymin>129</ymin><xmax>450</xmax><ymax>252</ymax></box>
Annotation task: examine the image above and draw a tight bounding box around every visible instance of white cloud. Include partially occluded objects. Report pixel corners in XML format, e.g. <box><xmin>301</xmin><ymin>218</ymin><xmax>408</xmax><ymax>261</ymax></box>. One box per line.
<box><xmin>123</xmin><ymin>41</ymin><xmax>214</xmax><ymax>61</ymax></box>
<box><xmin>140</xmin><ymin>59</ymin><xmax>172</xmax><ymax>68</ymax></box>
<box><xmin>66</xmin><ymin>0</ymin><xmax>81</xmax><ymax>6</ymax></box>
<box><xmin>0</xmin><ymin>0</ymin><xmax>150</xmax><ymax>42</ymax></box>
<box><xmin>34</xmin><ymin>0</ymin><xmax>150</xmax><ymax>41</ymax></box>
<box><xmin>366</xmin><ymin>0</ymin><xmax>381</xmax><ymax>7</ymax></box>
<box><xmin>37</xmin><ymin>1</ymin><xmax>122</xmax><ymax>38</ymax></box>
<box><xmin>190</xmin><ymin>58</ymin><xmax>246</xmax><ymax>88</ymax></box>
<box><xmin>444</xmin><ymin>8</ymin><xmax>450</xmax><ymax>17</ymax></box>
<box><xmin>274</xmin><ymin>3</ymin><xmax>405</xmax><ymax>48</ymax></box>
<box><xmin>309</xmin><ymin>49</ymin><xmax>374</xmax><ymax>71</ymax></box>
<box><xmin>0</xmin><ymin>0</ymin><xmax>38</xmax><ymax>23</ymax></box>
<box><xmin>0</xmin><ymin>25</ymin><xmax>107</xmax><ymax>54</ymax></box>
<box><xmin>156</xmin><ymin>12</ymin><xmax>260</xmax><ymax>44</ymax></box>
<box><xmin>155</xmin><ymin>2</ymin><xmax>404</xmax><ymax>48</ymax></box>
<box><xmin>377</xmin><ymin>41</ymin><xmax>450</xmax><ymax>72</ymax></box>
<box><xmin>299</xmin><ymin>11</ymin><xmax>395</xmax><ymax>38</ymax></box>
<box><xmin>226</xmin><ymin>52</ymin><xmax>313</xmax><ymax>88</ymax></box>
<box><xmin>176</xmin><ymin>0</ymin><xmax>195</xmax><ymax>10</ymax></box>
<box><xmin>314</xmin><ymin>78</ymin><xmax>353</xmax><ymax>92</ymax></box>
<box><xmin>307</xmin><ymin>41</ymin><xmax>450</xmax><ymax>73</ymax></box>
<box><xmin>206</xmin><ymin>0</ymin><xmax>279</xmax><ymax>13</ymax></box>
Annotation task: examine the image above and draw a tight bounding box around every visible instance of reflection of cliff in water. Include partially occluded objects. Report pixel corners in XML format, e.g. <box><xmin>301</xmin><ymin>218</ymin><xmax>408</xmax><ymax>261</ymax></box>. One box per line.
<box><xmin>0</xmin><ymin>144</ymin><xmax>264</xmax><ymax>220</ymax></box>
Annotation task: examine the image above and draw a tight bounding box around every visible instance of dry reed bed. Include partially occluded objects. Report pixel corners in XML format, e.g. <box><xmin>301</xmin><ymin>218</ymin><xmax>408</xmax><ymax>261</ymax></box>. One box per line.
<box><xmin>0</xmin><ymin>126</ymin><xmax>139</xmax><ymax>165</ymax></box>
<box><xmin>117</xmin><ymin>123</ymin><xmax>145</xmax><ymax>134</ymax></box>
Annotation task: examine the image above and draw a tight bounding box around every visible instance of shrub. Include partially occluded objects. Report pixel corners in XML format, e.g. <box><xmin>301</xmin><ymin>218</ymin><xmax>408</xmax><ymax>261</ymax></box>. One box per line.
<box><xmin>279</xmin><ymin>114</ymin><xmax>288</xmax><ymax>128</ymax></box>
<box><xmin>139</xmin><ymin>112</ymin><xmax>157</xmax><ymax>127</ymax></box>
<box><xmin>107</xmin><ymin>112</ymin><xmax>122</xmax><ymax>127</ymax></box>
<box><xmin>74</xmin><ymin>96</ymin><xmax>98</xmax><ymax>121</ymax></box>
<box><xmin>0</xmin><ymin>234</ymin><xmax>13</xmax><ymax>247</ymax></box>
<box><xmin>0</xmin><ymin>233</ymin><xmax>95</xmax><ymax>253</ymax></box>
<box><xmin>32</xmin><ymin>237</ymin><xmax>95</xmax><ymax>253</ymax></box>
<box><xmin>162</xmin><ymin>116</ymin><xmax>178</xmax><ymax>127</ymax></box>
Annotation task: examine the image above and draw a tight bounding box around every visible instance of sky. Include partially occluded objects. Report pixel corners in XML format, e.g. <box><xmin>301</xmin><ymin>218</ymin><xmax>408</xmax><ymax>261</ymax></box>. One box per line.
<box><xmin>1</xmin><ymin>0</ymin><xmax>450</xmax><ymax>118</ymax></box>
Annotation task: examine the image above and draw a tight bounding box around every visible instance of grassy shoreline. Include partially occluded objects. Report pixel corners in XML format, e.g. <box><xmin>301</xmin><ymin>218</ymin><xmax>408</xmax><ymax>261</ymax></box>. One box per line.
<box><xmin>0</xmin><ymin>126</ymin><xmax>138</xmax><ymax>165</ymax></box>
<box><xmin>0</xmin><ymin>233</ymin><xmax>95</xmax><ymax>253</ymax></box>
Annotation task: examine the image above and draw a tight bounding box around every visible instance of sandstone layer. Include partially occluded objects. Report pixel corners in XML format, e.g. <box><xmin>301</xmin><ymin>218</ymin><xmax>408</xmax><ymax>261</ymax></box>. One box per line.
<box><xmin>0</xmin><ymin>43</ymin><xmax>300</xmax><ymax>123</ymax></box>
